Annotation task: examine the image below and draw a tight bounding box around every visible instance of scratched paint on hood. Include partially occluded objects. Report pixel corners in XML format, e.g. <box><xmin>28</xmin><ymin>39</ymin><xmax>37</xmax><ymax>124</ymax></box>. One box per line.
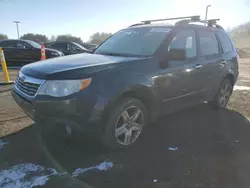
<box><xmin>0</xmin><ymin>140</ymin><xmax>8</xmax><ymax>151</ymax></box>
<box><xmin>0</xmin><ymin>163</ymin><xmax>59</xmax><ymax>188</ymax></box>
<box><xmin>72</xmin><ymin>161</ymin><xmax>114</xmax><ymax>177</ymax></box>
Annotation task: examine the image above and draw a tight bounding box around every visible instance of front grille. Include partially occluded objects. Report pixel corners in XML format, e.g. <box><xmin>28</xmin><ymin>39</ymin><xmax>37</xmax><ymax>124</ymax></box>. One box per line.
<box><xmin>15</xmin><ymin>76</ymin><xmax>41</xmax><ymax>97</ymax></box>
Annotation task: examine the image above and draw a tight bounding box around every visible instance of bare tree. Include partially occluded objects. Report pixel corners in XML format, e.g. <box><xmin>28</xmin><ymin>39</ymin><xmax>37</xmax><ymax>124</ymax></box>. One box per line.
<box><xmin>56</xmin><ymin>34</ymin><xmax>83</xmax><ymax>44</ymax></box>
<box><xmin>50</xmin><ymin>35</ymin><xmax>56</xmax><ymax>42</ymax></box>
<box><xmin>229</xmin><ymin>22</ymin><xmax>250</xmax><ymax>48</ymax></box>
<box><xmin>89</xmin><ymin>32</ymin><xmax>112</xmax><ymax>45</ymax></box>
<box><xmin>20</xmin><ymin>33</ymin><xmax>49</xmax><ymax>43</ymax></box>
<box><xmin>0</xmin><ymin>34</ymin><xmax>8</xmax><ymax>40</ymax></box>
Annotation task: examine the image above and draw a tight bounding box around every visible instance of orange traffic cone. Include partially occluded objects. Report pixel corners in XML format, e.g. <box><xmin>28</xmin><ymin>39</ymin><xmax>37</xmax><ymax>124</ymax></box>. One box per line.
<box><xmin>41</xmin><ymin>43</ymin><xmax>46</xmax><ymax>60</ymax></box>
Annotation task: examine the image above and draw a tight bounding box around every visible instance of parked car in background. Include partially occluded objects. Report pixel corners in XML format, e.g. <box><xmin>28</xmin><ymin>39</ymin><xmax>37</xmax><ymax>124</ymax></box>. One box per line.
<box><xmin>44</xmin><ymin>42</ymin><xmax>53</xmax><ymax>47</ymax></box>
<box><xmin>0</xmin><ymin>39</ymin><xmax>63</xmax><ymax>66</ymax></box>
<box><xmin>46</xmin><ymin>41</ymin><xmax>90</xmax><ymax>55</ymax></box>
<box><xmin>82</xmin><ymin>43</ymin><xmax>98</xmax><ymax>50</ymax></box>
<box><xmin>88</xmin><ymin>44</ymin><xmax>99</xmax><ymax>52</ymax></box>
<box><xmin>12</xmin><ymin>16</ymin><xmax>238</xmax><ymax>150</ymax></box>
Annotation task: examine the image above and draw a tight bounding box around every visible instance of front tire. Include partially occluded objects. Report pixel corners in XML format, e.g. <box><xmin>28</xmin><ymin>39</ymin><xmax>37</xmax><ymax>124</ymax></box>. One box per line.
<box><xmin>210</xmin><ymin>78</ymin><xmax>233</xmax><ymax>109</ymax></box>
<box><xmin>102</xmin><ymin>97</ymin><xmax>147</xmax><ymax>150</ymax></box>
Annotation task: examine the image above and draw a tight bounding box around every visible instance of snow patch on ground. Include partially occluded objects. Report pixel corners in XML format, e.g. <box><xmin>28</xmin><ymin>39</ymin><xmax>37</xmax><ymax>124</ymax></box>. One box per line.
<box><xmin>0</xmin><ymin>163</ymin><xmax>58</xmax><ymax>188</ymax></box>
<box><xmin>234</xmin><ymin>85</ymin><xmax>250</xmax><ymax>91</ymax></box>
<box><xmin>168</xmin><ymin>147</ymin><xmax>178</xmax><ymax>151</ymax></box>
<box><xmin>0</xmin><ymin>160</ymin><xmax>114</xmax><ymax>187</ymax></box>
<box><xmin>72</xmin><ymin>161</ymin><xmax>114</xmax><ymax>177</ymax></box>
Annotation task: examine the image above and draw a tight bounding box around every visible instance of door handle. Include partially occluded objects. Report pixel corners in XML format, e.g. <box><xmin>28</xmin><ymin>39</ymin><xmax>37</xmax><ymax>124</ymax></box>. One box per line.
<box><xmin>194</xmin><ymin>64</ymin><xmax>202</xmax><ymax>69</ymax></box>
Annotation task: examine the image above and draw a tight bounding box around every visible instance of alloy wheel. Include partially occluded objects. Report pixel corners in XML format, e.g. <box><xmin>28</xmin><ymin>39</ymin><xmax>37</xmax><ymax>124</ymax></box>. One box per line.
<box><xmin>218</xmin><ymin>82</ymin><xmax>232</xmax><ymax>107</ymax></box>
<box><xmin>115</xmin><ymin>106</ymin><xmax>144</xmax><ymax>145</ymax></box>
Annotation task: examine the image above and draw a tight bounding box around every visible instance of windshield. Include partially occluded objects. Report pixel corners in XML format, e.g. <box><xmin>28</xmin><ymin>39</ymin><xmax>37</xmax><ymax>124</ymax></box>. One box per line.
<box><xmin>27</xmin><ymin>40</ymin><xmax>41</xmax><ymax>48</ymax></box>
<box><xmin>95</xmin><ymin>27</ymin><xmax>171</xmax><ymax>57</ymax></box>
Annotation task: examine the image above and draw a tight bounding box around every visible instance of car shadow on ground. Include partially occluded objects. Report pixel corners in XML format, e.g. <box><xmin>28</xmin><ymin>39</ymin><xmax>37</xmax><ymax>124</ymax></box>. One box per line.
<box><xmin>1</xmin><ymin>104</ymin><xmax>250</xmax><ymax>188</ymax></box>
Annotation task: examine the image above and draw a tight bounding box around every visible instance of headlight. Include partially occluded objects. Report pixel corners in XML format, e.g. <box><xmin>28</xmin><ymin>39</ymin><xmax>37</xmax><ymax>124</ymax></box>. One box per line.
<box><xmin>51</xmin><ymin>52</ymin><xmax>60</xmax><ymax>56</ymax></box>
<box><xmin>38</xmin><ymin>78</ymin><xmax>92</xmax><ymax>97</ymax></box>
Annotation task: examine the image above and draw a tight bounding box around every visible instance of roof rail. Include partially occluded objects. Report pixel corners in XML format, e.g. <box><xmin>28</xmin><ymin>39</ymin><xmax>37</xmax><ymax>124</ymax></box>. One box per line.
<box><xmin>175</xmin><ymin>18</ymin><xmax>224</xmax><ymax>30</ymax></box>
<box><xmin>141</xmin><ymin>15</ymin><xmax>200</xmax><ymax>24</ymax></box>
<box><xmin>128</xmin><ymin>23</ymin><xmax>145</xmax><ymax>27</ymax></box>
<box><xmin>207</xmin><ymin>19</ymin><xmax>224</xmax><ymax>29</ymax></box>
<box><xmin>129</xmin><ymin>16</ymin><xmax>224</xmax><ymax>30</ymax></box>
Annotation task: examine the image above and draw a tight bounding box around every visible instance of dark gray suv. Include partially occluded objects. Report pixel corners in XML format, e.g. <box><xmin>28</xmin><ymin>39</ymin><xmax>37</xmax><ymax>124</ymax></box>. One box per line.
<box><xmin>12</xmin><ymin>16</ymin><xmax>239</xmax><ymax>149</ymax></box>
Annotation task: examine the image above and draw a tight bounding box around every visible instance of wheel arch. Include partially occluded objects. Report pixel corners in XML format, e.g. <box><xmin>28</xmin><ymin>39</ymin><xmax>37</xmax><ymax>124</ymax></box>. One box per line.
<box><xmin>225</xmin><ymin>73</ymin><xmax>235</xmax><ymax>85</ymax></box>
<box><xmin>101</xmin><ymin>85</ymin><xmax>157</xmax><ymax>127</ymax></box>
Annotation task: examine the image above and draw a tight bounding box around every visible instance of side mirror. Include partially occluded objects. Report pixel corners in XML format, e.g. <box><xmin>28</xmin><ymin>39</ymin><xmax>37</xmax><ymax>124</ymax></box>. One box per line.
<box><xmin>76</xmin><ymin>47</ymin><xmax>81</xmax><ymax>51</ymax></box>
<box><xmin>168</xmin><ymin>48</ymin><xmax>186</xmax><ymax>61</ymax></box>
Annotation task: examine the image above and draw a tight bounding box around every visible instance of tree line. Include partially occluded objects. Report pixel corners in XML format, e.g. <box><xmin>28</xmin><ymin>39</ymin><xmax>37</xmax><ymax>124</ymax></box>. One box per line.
<box><xmin>1</xmin><ymin>22</ymin><xmax>249</xmax><ymax>49</ymax></box>
<box><xmin>229</xmin><ymin>22</ymin><xmax>250</xmax><ymax>48</ymax></box>
<box><xmin>0</xmin><ymin>32</ymin><xmax>112</xmax><ymax>48</ymax></box>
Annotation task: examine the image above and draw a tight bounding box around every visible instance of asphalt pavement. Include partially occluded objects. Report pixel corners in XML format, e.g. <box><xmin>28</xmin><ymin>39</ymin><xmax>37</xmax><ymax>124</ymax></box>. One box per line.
<box><xmin>1</xmin><ymin>104</ymin><xmax>250</xmax><ymax>188</ymax></box>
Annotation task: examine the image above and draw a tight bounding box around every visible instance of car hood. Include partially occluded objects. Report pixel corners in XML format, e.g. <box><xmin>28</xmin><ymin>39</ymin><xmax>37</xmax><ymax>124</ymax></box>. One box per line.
<box><xmin>21</xmin><ymin>53</ymin><xmax>145</xmax><ymax>79</ymax></box>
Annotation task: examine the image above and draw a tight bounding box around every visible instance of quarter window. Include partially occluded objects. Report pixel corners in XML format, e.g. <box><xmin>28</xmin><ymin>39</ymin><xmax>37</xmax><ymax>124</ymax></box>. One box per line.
<box><xmin>217</xmin><ymin>31</ymin><xmax>234</xmax><ymax>53</ymax></box>
<box><xmin>198</xmin><ymin>31</ymin><xmax>219</xmax><ymax>56</ymax></box>
<box><xmin>168</xmin><ymin>29</ymin><xmax>197</xmax><ymax>58</ymax></box>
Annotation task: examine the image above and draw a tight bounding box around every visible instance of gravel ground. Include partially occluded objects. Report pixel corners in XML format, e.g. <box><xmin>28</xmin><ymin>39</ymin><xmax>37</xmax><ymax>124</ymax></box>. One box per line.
<box><xmin>228</xmin><ymin>58</ymin><xmax>250</xmax><ymax>119</ymax></box>
<box><xmin>0</xmin><ymin>69</ymin><xmax>33</xmax><ymax>137</ymax></box>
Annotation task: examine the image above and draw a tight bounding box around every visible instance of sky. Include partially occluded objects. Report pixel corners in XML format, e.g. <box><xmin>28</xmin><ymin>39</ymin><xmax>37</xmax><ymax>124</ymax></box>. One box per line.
<box><xmin>1</xmin><ymin>0</ymin><xmax>250</xmax><ymax>42</ymax></box>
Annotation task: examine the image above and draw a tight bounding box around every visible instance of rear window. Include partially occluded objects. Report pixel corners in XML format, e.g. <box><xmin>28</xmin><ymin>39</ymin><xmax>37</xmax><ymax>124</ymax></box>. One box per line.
<box><xmin>216</xmin><ymin>31</ymin><xmax>234</xmax><ymax>53</ymax></box>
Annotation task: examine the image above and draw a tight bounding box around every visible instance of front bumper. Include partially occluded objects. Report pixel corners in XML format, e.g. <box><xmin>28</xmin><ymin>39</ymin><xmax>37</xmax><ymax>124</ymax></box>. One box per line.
<box><xmin>11</xmin><ymin>89</ymin><xmax>109</xmax><ymax>137</ymax></box>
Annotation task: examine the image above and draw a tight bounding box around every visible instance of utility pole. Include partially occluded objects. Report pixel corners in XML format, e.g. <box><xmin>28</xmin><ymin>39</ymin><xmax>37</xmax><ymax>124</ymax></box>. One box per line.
<box><xmin>205</xmin><ymin>5</ymin><xmax>211</xmax><ymax>26</ymax></box>
<box><xmin>13</xmin><ymin>21</ymin><xmax>20</xmax><ymax>39</ymax></box>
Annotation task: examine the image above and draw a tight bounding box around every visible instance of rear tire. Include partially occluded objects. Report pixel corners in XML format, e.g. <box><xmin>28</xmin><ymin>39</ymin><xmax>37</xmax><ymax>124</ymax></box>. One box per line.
<box><xmin>210</xmin><ymin>78</ymin><xmax>233</xmax><ymax>109</ymax></box>
<box><xmin>102</xmin><ymin>97</ymin><xmax>147</xmax><ymax>150</ymax></box>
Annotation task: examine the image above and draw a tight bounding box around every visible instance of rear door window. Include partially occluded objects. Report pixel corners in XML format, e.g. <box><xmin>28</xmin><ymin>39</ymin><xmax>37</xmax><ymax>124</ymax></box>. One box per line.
<box><xmin>216</xmin><ymin>31</ymin><xmax>234</xmax><ymax>53</ymax></box>
<box><xmin>198</xmin><ymin>30</ymin><xmax>219</xmax><ymax>56</ymax></box>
